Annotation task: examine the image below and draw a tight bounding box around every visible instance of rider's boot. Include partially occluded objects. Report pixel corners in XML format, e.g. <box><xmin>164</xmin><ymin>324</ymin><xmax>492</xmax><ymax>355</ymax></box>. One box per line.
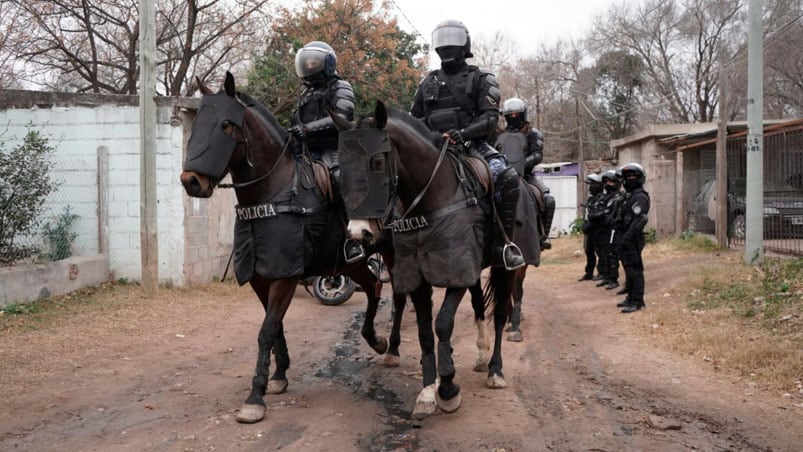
<box><xmin>540</xmin><ymin>193</ymin><xmax>556</xmax><ymax>249</ymax></box>
<box><xmin>497</xmin><ymin>168</ymin><xmax>525</xmax><ymax>270</ymax></box>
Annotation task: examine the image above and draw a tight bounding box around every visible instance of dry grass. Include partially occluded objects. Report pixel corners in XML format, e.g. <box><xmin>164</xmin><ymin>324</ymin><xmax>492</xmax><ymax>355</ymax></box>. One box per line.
<box><xmin>640</xmin><ymin>239</ymin><xmax>803</xmax><ymax>394</ymax></box>
<box><xmin>547</xmin><ymin>233</ymin><xmax>802</xmax><ymax>394</ymax></box>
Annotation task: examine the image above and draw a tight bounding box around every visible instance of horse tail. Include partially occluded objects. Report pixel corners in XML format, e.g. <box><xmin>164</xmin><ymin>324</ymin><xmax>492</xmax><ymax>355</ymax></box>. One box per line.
<box><xmin>483</xmin><ymin>267</ymin><xmax>514</xmax><ymax>320</ymax></box>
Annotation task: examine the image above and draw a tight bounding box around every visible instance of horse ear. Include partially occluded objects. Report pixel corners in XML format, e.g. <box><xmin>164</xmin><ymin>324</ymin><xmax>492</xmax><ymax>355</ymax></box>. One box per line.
<box><xmin>197</xmin><ymin>77</ymin><xmax>213</xmax><ymax>95</ymax></box>
<box><xmin>374</xmin><ymin>101</ymin><xmax>387</xmax><ymax>129</ymax></box>
<box><xmin>224</xmin><ymin>71</ymin><xmax>236</xmax><ymax>97</ymax></box>
<box><xmin>328</xmin><ymin>108</ymin><xmax>353</xmax><ymax>131</ymax></box>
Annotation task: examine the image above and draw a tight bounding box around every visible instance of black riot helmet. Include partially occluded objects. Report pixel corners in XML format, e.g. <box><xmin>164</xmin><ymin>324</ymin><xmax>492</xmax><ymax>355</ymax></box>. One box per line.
<box><xmin>502</xmin><ymin>97</ymin><xmax>528</xmax><ymax>130</ymax></box>
<box><xmin>619</xmin><ymin>162</ymin><xmax>646</xmax><ymax>191</ymax></box>
<box><xmin>602</xmin><ymin>169</ymin><xmax>621</xmax><ymax>191</ymax></box>
<box><xmin>432</xmin><ymin>20</ymin><xmax>474</xmax><ymax>65</ymax></box>
<box><xmin>584</xmin><ymin>173</ymin><xmax>603</xmax><ymax>185</ymax></box>
<box><xmin>295</xmin><ymin>41</ymin><xmax>337</xmax><ymax>86</ymax></box>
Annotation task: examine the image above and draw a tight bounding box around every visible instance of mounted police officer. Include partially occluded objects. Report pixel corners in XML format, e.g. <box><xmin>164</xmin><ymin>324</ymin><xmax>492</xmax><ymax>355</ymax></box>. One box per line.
<box><xmin>579</xmin><ymin>173</ymin><xmax>604</xmax><ymax>281</ymax></box>
<box><xmin>411</xmin><ymin>20</ymin><xmax>525</xmax><ymax>270</ymax></box>
<box><xmin>287</xmin><ymin>41</ymin><xmax>364</xmax><ymax>263</ymax></box>
<box><xmin>496</xmin><ymin>97</ymin><xmax>556</xmax><ymax>250</ymax></box>
<box><xmin>614</xmin><ymin>163</ymin><xmax>650</xmax><ymax>313</ymax></box>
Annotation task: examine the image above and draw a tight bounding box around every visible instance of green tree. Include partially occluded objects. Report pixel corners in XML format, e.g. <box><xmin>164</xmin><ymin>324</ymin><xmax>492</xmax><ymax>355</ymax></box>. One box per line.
<box><xmin>589</xmin><ymin>50</ymin><xmax>644</xmax><ymax>140</ymax></box>
<box><xmin>0</xmin><ymin>129</ymin><xmax>59</xmax><ymax>263</ymax></box>
<box><xmin>244</xmin><ymin>0</ymin><xmax>426</xmax><ymax>123</ymax></box>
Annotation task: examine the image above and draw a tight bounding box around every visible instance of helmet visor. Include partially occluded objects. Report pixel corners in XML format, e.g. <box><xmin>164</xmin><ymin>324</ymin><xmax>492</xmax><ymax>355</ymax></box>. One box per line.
<box><xmin>295</xmin><ymin>48</ymin><xmax>327</xmax><ymax>77</ymax></box>
<box><xmin>432</xmin><ymin>25</ymin><xmax>468</xmax><ymax>50</ymax></box>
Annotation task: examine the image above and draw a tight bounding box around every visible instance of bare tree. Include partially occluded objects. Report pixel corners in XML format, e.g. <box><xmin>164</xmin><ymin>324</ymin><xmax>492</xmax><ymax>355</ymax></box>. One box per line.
<box><xmin>470</xmin><ymin>30</ymin><xmax>515</xmax><ymax>74</ymax></box>
<box><xmin>588</xmin><ymin>0</ymin><xmax>745</xmax><ymax>123</ymax></box>
<box><xmin>0</xmin><ymin>0</ymin><xmax>270</xmax><ymax>95</ymax></box>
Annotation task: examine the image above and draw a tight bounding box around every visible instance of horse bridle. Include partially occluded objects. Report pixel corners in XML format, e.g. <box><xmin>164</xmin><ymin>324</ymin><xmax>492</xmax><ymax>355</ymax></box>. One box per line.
<box><xmin>217</xmin><ymin>96</ymin><xmax>290</xmax><ymax>190</ymax></box>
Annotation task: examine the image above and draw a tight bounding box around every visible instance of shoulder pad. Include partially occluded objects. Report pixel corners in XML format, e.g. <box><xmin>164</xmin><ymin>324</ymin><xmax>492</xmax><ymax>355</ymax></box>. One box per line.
<box><xmin>333</xmin><ymin>79</ymin><xmax>353</xmax><ymax>90</ymax></box>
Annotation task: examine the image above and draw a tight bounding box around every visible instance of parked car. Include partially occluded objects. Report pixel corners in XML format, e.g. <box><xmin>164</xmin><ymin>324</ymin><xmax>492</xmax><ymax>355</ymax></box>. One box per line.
<box><xmin>689</xmin><ymin>178</ymin><xmax>803</xmax><ymax>238</ymax></box>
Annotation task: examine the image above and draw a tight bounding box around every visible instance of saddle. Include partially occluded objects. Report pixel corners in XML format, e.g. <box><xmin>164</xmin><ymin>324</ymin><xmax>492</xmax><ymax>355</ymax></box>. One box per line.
<box><xmin>526</xmin><ymin>181</ymin><xmax>546</xmax><ymax>213</ymax></box>
<box><xmin>299</xmin><ymin>158</ymin><xmax>333</xmax><ymax>202</ymax></box>
<box><xmin>461</xmin><ymin>155</ymin><xmax>491</xmax><ymax>194</ymax></box>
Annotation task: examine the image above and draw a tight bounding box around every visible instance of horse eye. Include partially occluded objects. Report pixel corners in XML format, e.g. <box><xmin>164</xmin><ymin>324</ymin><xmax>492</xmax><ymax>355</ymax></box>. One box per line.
<box><xmin>370</xmin><ymin>154</ymin><xmax>386</xmax><ymax>172</ymax></box>
<box><xmin>221</xmin><ymin>120</ymin><xmax>231</xmax><ymax>130</ymax></box>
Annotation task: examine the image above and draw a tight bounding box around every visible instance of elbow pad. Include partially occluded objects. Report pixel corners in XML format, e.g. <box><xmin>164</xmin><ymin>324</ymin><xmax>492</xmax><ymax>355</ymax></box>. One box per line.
<box><xmin>461</xmin><ymin>115</ymin><xmax>498</xmax><ymax>140</ymax></box>
<box><xmin>303</xmin><ymin>117</ymin><xmax>336</xmax><ymax>137</ymax></box>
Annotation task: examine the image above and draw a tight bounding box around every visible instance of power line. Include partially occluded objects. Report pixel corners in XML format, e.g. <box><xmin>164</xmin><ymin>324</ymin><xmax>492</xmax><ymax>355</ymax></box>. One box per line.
<box><xmin>387</xmin><ymin>0</ymin><xmax>429</xmax><ymax>47</ymax></box>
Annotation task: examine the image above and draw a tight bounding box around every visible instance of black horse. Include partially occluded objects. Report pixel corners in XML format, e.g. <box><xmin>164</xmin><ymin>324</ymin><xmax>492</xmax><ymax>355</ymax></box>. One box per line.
<box><xmin>180</xmin><ymin>72</ymin><xmax>398</xmax><ymax>424</ymax></box>
<box><xmin>332</xmin><ymin>101</ymin><xmax>540</xmax><ymax>420</ymax></box>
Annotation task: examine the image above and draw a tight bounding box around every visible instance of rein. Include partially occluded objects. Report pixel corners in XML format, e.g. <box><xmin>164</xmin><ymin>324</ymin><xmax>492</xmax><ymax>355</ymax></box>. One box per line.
<box><xmin>396</xmin><ymin>140</ymin><xmax>450</xmax><ymax>221</ymax></box>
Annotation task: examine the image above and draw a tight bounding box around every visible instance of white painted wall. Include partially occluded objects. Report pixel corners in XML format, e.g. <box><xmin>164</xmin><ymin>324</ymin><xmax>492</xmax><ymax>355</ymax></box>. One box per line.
<box><xmin>0</xmin><ymin>102</ymin><xmax>186</xmax><ymax>285</ymax></box>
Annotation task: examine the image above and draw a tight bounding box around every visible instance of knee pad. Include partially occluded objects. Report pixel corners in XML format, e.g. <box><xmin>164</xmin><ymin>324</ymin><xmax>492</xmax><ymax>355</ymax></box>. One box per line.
<box><xmin>544</xmin><ymin>194</ymin><xmax>556</xmax><ymax>211</ymax></box>
<box><xmin>498</xmin><ymin>167</ymin><xmax>520</xmax><ymax>191</ymax></box>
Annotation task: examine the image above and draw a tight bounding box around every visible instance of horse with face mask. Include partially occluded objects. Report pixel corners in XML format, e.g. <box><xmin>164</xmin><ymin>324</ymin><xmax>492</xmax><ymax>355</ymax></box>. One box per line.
<box><xmin>332</xmin><ymin>101</ymin><xmax>540</xmax><ymax>421</ymax></box>
<box><xmin>179</xmin><ymin>72</ymin><xmax>394</xmax><ymax>424</ymax></box>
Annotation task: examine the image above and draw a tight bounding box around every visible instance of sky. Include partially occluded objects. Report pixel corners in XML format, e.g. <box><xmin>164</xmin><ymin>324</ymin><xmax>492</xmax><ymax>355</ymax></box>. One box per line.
<box><xmin>387</xmin><ymin>0</ymin><xmax>620</xmax><ymax>63</ymax></box>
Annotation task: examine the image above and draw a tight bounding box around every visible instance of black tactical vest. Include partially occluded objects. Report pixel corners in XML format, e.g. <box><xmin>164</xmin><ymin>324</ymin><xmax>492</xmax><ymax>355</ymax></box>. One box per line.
<box><xmin>420</xmin><ymin>68</ymin><xmax>477</xmax><ymax>133</ymax></box>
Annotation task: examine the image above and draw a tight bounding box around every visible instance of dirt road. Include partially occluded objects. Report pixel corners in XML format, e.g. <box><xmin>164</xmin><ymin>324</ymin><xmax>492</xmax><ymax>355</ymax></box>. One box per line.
<box><xmin>1</xmin><ymin>238</ymin><xmax>801</xmax><ymax>451</ymax></box>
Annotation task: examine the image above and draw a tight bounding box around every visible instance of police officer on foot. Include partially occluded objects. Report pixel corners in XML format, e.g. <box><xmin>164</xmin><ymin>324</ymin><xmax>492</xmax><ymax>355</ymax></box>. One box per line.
<box><xmin>411</xmin><ymin>19</ymin><xmax>525</xmax><ymax>270</ymax></box>
<box><xmin>599</xmin><ymin>170</ymin><xmax>623</xmax><ymax>290</ymax></box>
<box><xmin>288</xmin><ymin>41</ymin><xmax>365</xmax><ymax>263</ymax></box>
<box><xmin>497</xmin><ymin>97</ymin><xmax>556</xmax><ymax>250</ymax></box>
<box><xmin>614</xmin><ymin>163</ymin><xmax>650</xmax><ymax>313</ymax></box>
<box><xmin>579</xmin><ymin>173</ymin><xmax>604</xmax><ymax>281</ymax></box>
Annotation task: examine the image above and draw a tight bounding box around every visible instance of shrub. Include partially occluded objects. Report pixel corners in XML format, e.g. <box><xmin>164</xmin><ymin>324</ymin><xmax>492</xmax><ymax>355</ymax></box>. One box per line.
<box><xmin>0</xmin><ymin>128</ymin><xmax>59</xmax><ymax>263</ymax></box>
<box><xmin>43</xmin><ymin>206</ymin><xmax>79</xmax><ymax>261</ymax></box>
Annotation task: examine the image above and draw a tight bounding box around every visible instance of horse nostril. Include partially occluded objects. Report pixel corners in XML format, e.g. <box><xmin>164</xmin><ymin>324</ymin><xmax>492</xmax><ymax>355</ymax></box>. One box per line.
<box><xmin>182</xmin><ymin>174</ymin><xmax>201</xmax><ymax>195</ymax></box>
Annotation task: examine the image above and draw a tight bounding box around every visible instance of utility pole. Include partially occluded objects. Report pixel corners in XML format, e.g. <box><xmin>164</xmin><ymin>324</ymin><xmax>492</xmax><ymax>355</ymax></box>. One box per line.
<box><xmin>139</xmin><ymin>0</ymin><xmax>159</xmax><ymax>294</ymax></box>
<box><xmin>715</xmin><ymin>54</ymin><xmax>728</xmax><ymax>248</ymax></box>
<box><xmin>576</xmin><ymin>97</ymin><xmax>584</xmax><ymax>218</ymax></box>
<box><xmin>745</xmin><ymin>0</ymin><xmax>764</xmax><ymax>265</ymax></box>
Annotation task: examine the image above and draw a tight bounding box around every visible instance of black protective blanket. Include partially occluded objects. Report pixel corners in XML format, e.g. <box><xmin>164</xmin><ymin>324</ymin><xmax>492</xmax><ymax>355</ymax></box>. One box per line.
<box><xmin>392</xmin><ymin>190</ymin><xmax>487</xmax><ymax>293</ymax></box>
<box><xmin>515</xmin><ymin>181</ymin><xmax>541</xmax><ymax>267</ymax></box>
<box><xmin>231</xmin><ymin>165</ymin><xmax>343</xmax><ymax>285</ymax></box>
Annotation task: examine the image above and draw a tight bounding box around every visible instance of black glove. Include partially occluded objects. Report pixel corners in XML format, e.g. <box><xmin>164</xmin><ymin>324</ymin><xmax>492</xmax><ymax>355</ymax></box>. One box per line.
<box><xmin>287</xmin><ymin>124</ymin><xmax>308</xmax><ymax>141</ymax></box>
<box><xmin>445</xmin><ymin>129</ymin><xmax>465</xmax><ymax>145</ymax></box>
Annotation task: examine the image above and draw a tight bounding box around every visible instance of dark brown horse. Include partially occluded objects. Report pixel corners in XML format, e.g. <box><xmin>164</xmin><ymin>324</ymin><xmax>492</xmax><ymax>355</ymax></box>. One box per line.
<box><xmin>179</xmin><ymin>72</ymin><xmax>394</xmax><ymax>424</ymax></box>
<box><xmin>332</xmin><ymin>101</ymin><xmax>540</xmax><ymax>421</ymax></box>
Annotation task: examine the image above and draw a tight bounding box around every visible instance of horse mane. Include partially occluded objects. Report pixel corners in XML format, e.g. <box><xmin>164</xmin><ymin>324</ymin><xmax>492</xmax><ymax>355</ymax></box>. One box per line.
<box><xmin>236</xmin><ymin>92</ymin><xmax>287</xmax><ymax>145</ymax></box>
<box><xmin>385</xmin><ymin>106</ymin><xmax>437</xmax><ymax>143</ymax></box>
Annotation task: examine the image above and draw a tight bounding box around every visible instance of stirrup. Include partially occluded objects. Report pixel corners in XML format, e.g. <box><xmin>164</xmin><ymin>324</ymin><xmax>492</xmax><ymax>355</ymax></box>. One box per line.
<box><xmin>344</xmin><ymin>240</ymin><xmax>366</xmax><ymax>264</ymax></box>
<box><xmin>502</xmin><ymin>242</ymin><xmax>525</xmax><ymax>271</ymax></box>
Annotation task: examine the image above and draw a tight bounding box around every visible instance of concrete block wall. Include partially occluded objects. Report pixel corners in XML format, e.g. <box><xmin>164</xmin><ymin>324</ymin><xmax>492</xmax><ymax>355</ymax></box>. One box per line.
<box><xmin>0</xmin><ymin>90</ymin><xmax>231</xmax><ymax>288</ymax></box>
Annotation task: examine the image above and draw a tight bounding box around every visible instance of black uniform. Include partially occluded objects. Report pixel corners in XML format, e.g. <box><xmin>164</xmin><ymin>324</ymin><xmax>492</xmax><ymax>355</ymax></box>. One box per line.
<box><xmin>580</xmin><ymin>182</ymin><xmax>604</xmax><ymax>280</ymax></box>
<box><xmin>411</xmin><ymin>62</ymin><xmax>525</xmax><ymax>268</ymax></box>
<box><xmin>616</xmin><ymin>186</ymin><xmax>650</xmax><ymax>312</ymax></box>
<box><xmin>290</xmin><ymin>77</ymin><xmax>355</xmax><ymax>171</ymax></box>
<box><xmin>496</xmin><ymin>124</ymin><xmax>555</xmax><ymax>248</ymax></box>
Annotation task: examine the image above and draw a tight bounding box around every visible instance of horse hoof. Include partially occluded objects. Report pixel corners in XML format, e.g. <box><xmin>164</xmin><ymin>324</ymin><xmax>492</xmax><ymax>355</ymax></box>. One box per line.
<box><xmin>373</xmin><ymin>336</ymin><xmax>388</xmax><ymax>355</ymax></box>
<box><xmin>236</xmin><ymin>403</ymin><xmax>266</xmax><ymax>423</ymax></box>
<box><xmin>486</xmin><ymin>374</ymin><xmax>507</xmax><ymax>389</ymax></box>
<box><xmin>412</xmin><ymin>384</ymin><xmax>437</xmax><ymax>420</ymax></box>
<box><xmin>382</xmin><ymin>354</ymin><xmax>400</xmax><ymax>368</ymax></box>
<box><xmin>267</xmin><ymin>379</ymin><xmax>288</xmax><ymax>394</ymax></box>
<box><xmin>436</xmin><ymin>390</ymin><xmax>462</xmax><ymax>413</ymax></box>
<box><xmin>472</xmin><ymin>360</ymin><xmax>488</xmax><ymax>373</ymax></box>
<box><xmin>507</xmin><ymin>331</ymin><xmax>523</xmax><ymax>342</ymax></box>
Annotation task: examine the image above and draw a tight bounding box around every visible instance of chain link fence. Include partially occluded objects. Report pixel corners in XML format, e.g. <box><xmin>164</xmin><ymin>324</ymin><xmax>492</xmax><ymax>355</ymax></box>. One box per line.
<box><xmin>1</xmin><ymin>137</ymin><xmax>100</xmax><ymax>266</ymax></box>
<box><xmin>685</xmin><ymin>126</ymin><xmax>803</xmax><ymax>255</ymax></box>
